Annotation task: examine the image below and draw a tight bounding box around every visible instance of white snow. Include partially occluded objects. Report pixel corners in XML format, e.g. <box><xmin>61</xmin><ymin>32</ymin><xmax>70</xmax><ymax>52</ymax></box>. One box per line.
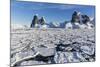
<box><xmin>65</xmin><ymin>22</ymin><xmax>73</xmax><ymax>29</ymax></box>
<box><xmin>11</xmin><ymin>28</ymin><xmax>95</xmax><ymax>66</ymax></box>
<box><xmin>11</xmin><ymin>24</ymin><xmax>28</xmax><ymax>29</ymax></box>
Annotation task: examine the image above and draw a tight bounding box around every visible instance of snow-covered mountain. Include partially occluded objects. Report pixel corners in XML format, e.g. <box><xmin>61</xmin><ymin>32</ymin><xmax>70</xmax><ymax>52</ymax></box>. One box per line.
<box><xmin>49</xmin><ymin>22</ymin><xmax>61</xmax><ymax>28</ymax></box>
<box><xmin>12</xmin><ymin>11</ymin><xmax>95</xmax><ymax>29</ymax></box>
<box><xmin>65</xmin><ymin>11</ymin><xmax>94</xmax><ymax>29</ymax></box>
<box><xmin>65</xmin><ymin>22</ymin><xmax>94</xmax><ymax>29</ymax></box>
<box><xmin>30</xmin><ymin>15</ymin><xmax>48</xmax><ymax>28</ymax></box>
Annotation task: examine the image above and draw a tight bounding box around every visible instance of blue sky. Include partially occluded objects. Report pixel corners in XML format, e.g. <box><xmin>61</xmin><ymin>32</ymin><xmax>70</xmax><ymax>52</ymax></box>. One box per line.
<box><xmin>11</xmin><ymin>0</ymin><xmax>95</xmax><ymax>26</ymax></box>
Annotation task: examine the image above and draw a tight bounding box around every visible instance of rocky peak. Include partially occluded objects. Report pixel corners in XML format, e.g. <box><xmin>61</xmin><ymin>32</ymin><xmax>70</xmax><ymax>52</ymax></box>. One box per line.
<box><xmin>30</xmin><ymin>11</ymin><xmax>94</xmax><ymax>29</ymax></box>
<box><xmin>30</xmin><ymin>14</ymin><xmax>39</xmax><ymax>28</ymax></box>
<box><xmin>30</xmin><ymin>15</ymin><xmax>47</xmax><ymax>28</ymax></box>
<box><xmin>71</xmin><ymin>11</ymin><xmax>81</xmax><ymax>24</ymax></box>
<box><xmin>81</xmin><ymin>15</ymin><xmax>90</xmax><ymax>24</ymax></box>
<box><xmin>39</xmin><ymin>16</ymin><xmax>46</xmax><ymax>25</ymax></box>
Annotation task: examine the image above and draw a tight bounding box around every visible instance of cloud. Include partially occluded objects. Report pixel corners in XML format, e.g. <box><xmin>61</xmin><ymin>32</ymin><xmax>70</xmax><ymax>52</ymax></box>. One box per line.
<box><xmin>58</xmin><ymin>5</ymin><xmax>82</xmax><ymax>10</ymax></box>
<box><xmin>31</xmin><ymin>4</ymin><xmax>82</xmax><ymax>10</ymax></box>
<box><xmin>33</xmin><ymin>5</ymin><xmax>76</xmax><ymax>10</ymax></box>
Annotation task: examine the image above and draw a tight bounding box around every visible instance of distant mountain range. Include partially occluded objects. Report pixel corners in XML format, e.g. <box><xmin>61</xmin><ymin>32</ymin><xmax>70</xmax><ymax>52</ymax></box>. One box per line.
<box><xmin>11</xmin><ymin>11</ymin><xmax>95</xmax><ymax>29</ymax></box>
<box><xmin>30</xmin><ymin>11</ymin><xmax>95</xmax><ymax>29</ymax></box>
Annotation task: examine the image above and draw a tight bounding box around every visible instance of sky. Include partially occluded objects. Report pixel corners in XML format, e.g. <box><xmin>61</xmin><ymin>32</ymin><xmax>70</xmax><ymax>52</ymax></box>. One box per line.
<box><xmin>11</xmin><ymin>0</ymin><xmax>95</xmax><ymax>26</ymax></box>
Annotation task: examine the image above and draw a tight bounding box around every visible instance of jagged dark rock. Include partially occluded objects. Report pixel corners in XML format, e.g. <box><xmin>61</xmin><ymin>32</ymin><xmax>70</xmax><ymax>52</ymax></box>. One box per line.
<box><xmin>81</xmin><ymin>15</ymin><xmax>90</xmax><ymax>24</ymax></box>
<box><xmin>30</xmin><ymin>15</ymin><xmax>39</xmax><ymax>28</ymax></box>
<box><xmin>71</xmin><ymin>11</ymin><xmax>81</xmax><ymax>23</ymax></box>
<box><xmin>39</xmin><ymin>17</ymin><xmax>46</xmax><ymax>25</ymax></box>
<box><xmin>30</xmin><ymin>15</ymin><xmax>47</xmax><ymax>28</ymax></box>
<box><xmin>30</xmin><ymin>11</ymin><xmax>94</xmax><ymax>29</ymax></box>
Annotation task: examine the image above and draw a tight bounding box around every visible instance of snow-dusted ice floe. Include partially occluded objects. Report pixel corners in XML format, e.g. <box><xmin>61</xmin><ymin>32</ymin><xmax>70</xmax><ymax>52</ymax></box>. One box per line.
<box><xmin>11</xmin><ymin>28</ymin><xmax>95</xmax><ymax>66</ymax></box>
